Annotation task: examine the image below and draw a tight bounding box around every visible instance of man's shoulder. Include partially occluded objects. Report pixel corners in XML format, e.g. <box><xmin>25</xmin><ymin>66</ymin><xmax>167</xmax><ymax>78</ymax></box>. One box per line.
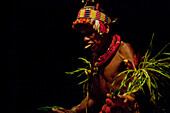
<box><xmin>118</xmin><ymin>41</ymin><xmax>134</xmax><ymax>53</ymax></box>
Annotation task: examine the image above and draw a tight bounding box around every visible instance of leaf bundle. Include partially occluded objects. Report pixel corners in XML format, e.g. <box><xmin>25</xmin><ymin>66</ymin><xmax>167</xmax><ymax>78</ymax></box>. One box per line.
<box><xmin>111</xmin><ymin>33</ymin><xmax>170</xmax><ymax>106</ymax></box>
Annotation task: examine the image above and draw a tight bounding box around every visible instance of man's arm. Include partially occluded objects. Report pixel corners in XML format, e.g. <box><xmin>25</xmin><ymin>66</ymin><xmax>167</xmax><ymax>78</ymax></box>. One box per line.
<box><xmin>118</xmin><ymin>41</ymin><xmax>137</xmax><ymax>70</ymax></box>
<box><xmin>74</xmin><ymin>94</ymin><xmax>97</xmax><ymax>113</ymax></box>
<box><xmin>52</xmin><ymin>92</ymin><xmax>100</xmax><ymax>113</ymax></box>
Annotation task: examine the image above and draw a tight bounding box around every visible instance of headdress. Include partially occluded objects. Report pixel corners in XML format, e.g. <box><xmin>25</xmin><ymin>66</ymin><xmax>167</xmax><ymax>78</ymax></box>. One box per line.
<box><xmin>72</xmin><ymin>0</ymin><xmax>113</xmax><ymax>35</ymax></box>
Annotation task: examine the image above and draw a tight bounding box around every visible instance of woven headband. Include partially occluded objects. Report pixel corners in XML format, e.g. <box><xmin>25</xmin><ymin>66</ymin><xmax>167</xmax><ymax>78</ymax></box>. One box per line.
<box><xmin>77</xmin><ymin>9</ymin><xmax>109</xmax><ymax>23</ymax></box>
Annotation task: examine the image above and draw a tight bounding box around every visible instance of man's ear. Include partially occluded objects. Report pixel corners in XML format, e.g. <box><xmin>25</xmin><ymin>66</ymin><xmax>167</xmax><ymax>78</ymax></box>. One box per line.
<box><xmin>106</xmin><ymin>25</ymin><xmax>110</xmax><ymax>33</ymax></box>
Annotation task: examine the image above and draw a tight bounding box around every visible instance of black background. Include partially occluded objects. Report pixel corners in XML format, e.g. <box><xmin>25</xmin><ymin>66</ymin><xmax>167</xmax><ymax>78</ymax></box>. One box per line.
<box><xmin>8</xmin><ymin>0</ymin><xmax>170</xmax><ymax>113</ymax></box>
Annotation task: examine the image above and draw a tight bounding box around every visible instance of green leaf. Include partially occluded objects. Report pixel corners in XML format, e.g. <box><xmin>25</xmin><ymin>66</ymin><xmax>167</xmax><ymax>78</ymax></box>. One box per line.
<box><xmin>150</xmin><ymin>76</ymin><xmax>158</xmax><ymax>89</ymax></box>
<box><xmin>110</xmin><ymin>81</ymin><xmax>115</xmax><ymax>93</ymax></box>
<box><xmin>78</xmin><ymin>78</ymin><xmax>89</xmax><ymax>85</ymax></box>
<box><xmin>157</xmin><ymin>62</ymin><xmax>170</xmax><ymax>68</ymax></box>
<box><xmin>120</xmin><ymin>74</ymin><xmax>128</xmax><ymax>88</ymax></box>
<box><xmin>127</xmin><ymin>82</ymin><xmax>132</xmax><ymax>92</ymax></box>
<box><xmin>130</xmin><ymin>70</ymin><xmax>140</xmax><ymax>86</ymax></box>
<box><xmin>150</xmin><ymin>43</ymin><xmax>170</xmax><ymax>62</ymax></box>
<box><xmin>156</xmin><ymin>57</ymin><xmax>170</xmax><ymax>62</ymax></box>
<box><xmin>66</xmin><ymin>68</ymin><xmax>89</xmax><ymax>75</ymax></box>
<box><xmin>116</xmin><ymin>69</ymin><xmax>134</xmax><ymax>78</ymax></box>
<box><xmin>147</xmin><ymin>68</ymin><xmax>170</xmax><ymax>79</ymax></box>
<box><xmin>78</xmin><ymin>57</ymin><xmax>90</xmax><ymax>64</ymax></box>
<box><xmin>147</xmin><ymin>77</ymin><xmax>152</xmax><ymax>95</ymax></box>
<box><xmin>142</xmin><ymin>33</ymin><xmax>155</xmax><ymax>68</ymax></box>
<box><xmin>65</xmin><ymin>68</ymin><xmax>85</xmax><ymax>75</ymax></box>
<box><xmin>84</xmin><ymin>70</ymin><xmax>88</xmax><ymax>76</ymax></box>
<box><xmin>161</xmin><ymin>52</ymin><xmax>170</xmax><ymax>56</ymax></box>
<box><xmin>77</xmin><ymin>71</ymin><xmax>85</xmax><ymax>77</ymax></box>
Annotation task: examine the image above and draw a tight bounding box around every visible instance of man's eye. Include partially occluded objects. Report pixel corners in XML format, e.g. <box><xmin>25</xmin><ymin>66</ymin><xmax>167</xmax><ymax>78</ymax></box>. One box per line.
<box><xmin>86</xmin><ymin>32</ymin><xmax>93</xmax><ymax>37</ymax></box>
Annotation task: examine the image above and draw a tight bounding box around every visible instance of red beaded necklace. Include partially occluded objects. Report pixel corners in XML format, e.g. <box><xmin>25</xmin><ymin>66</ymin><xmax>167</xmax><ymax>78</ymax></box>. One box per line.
<box><xmin>94</xmin><ymin>34</ymin><xmax>121</xmax><ymax>67</ymax></box>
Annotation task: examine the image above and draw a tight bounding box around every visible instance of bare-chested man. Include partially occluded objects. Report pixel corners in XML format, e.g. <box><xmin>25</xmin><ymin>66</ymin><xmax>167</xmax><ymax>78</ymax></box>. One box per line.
<box><xmin>52</xmin><ymin>2</ymin><xmax>138</xmax><ymax>113</ymax></box>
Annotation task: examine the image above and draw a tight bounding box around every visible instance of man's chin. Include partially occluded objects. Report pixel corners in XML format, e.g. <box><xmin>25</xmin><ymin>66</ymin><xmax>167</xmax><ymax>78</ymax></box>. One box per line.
<box><xmin>86</xmin><ymin>44</ymin><xmax>100</xmax><ymax>52</ymax></box>
<box><xmin>91</xmin><ymin>47</ymin><xmax>99</xmax><ymax>52</ymax></box>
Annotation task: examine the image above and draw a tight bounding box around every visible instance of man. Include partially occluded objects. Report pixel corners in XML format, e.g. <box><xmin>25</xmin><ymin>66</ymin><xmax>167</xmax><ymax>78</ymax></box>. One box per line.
<box><xmin>52</xmin><ymin>2</ymin><xmax>138</xmax><ymax>113</ymax></box>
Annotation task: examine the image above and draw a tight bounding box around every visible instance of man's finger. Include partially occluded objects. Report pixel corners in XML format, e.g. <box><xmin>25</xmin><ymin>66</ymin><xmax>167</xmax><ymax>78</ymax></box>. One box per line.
<box><xmin>118</xmin><ymin>94</ymin><xmax>135</xmax><ymax>102</ymax></box>
<box><xmin>106</xmin><ymin>93</ymin><xmax>112</xmax><ymax>98</ymax></box>
<box><xmin>123</xmin><ymin>98</ymin><xmax>128</xmax><ymax>103</ymax></box>
<box><xmin>52</xmin><ymin>108</ymin><xmax>59</xmax><ymax>112</ymax></box>
<box><xmin>52</xmin><ymin>107</ymin><xmax>65</xmax><ymax>113</ymax></box>
<box><xmin>117</xmin><ymin>94</ymin><xmax>123</xmax><ymax>98</ymax></box>
<box><xmin>123</xmin><ymin>94</ymin><xmax>135</xmax><ymax>101</ymax></box>
<box><xmin>106</xmin><ymin>93</ymin><xmax>116</xmax><ymax>99</ymax></box>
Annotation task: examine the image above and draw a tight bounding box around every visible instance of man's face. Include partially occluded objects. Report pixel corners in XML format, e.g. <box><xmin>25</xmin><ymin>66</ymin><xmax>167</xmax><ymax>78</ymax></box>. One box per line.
<box><xmin>80</xmin><ymin>25</ymin><xmax>106</xmax><ymax>52</ymax></box>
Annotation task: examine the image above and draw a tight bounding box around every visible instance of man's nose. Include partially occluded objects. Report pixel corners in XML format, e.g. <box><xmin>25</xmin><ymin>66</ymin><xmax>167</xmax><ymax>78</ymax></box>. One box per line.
<box><xmin>84</xmin><ymin>37</ymin><xmax>90</xmax><ymax>42</ymax></box>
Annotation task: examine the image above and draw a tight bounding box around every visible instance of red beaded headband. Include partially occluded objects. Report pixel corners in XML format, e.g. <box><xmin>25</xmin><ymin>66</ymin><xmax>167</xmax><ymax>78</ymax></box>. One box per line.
<box><xmin>77</xmin><ymin>9</ymin><xmax>109</xmax><ymax>23</ymax></box>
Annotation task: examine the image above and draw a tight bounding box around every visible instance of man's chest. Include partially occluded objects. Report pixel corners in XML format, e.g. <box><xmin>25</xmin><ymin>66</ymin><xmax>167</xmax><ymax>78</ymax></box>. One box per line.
<box><xmin>92</xmin><ymin>52</ymin><xmax>126</xmax><ymax>94</ymax></box>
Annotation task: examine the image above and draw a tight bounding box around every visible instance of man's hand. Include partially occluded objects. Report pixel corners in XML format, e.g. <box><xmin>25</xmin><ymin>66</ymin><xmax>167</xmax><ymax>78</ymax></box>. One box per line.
<box><xmin>107</xmin><ymin>93</ymin><xmax>135</xmax><ymax>102</ymax></box>
<box><xmin>106</xmin><ymin>93</ymin><xmax>135</xmax><ymax>108</ymax></box>
<box><xmin>52</xmin><ymin>107</ymin><xmax>71</xmax><ymax>113</ymax></box>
